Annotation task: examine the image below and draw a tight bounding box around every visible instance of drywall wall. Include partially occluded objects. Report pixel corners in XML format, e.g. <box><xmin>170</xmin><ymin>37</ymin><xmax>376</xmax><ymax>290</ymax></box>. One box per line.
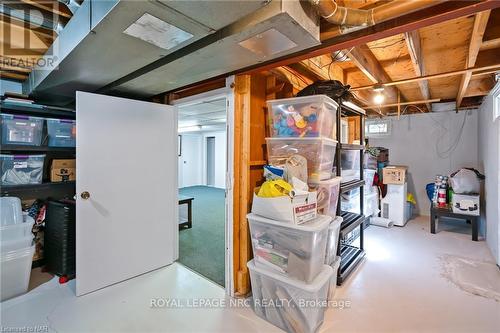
<box><xmin>202</xmin><ymin>131</ymin><xmax>227</xmax><ymax>189</ymax></box>
<box><xmin>178</xmin><ymin>134</ymin><xmax>203</xmax><ymax>188</ymax></box>
<box><xmin>370</xmin><ymin>110</ymin><xmax>479</xmax><ymax>215</ymax></box>
<box><xmin>0</xmin><ymin>80</ymin><xmax>22</xmax><ymax>95</ymax></box>
<box><xmin>178</xmin><ymin>131</ymin><xmax>226</xmax><ymax>189</ymax></box>
<box><xmin>477</xmin><ymin>90</ymin><xmax>500</xmax><ymax>265</ymax></box>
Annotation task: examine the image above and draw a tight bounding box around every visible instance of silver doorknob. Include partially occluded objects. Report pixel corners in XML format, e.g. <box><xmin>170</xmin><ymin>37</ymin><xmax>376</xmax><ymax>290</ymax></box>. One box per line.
<box><xmin>81</xmin><ymin>191</ymin><xmax>91</xmax><ymax>200</ymax></box>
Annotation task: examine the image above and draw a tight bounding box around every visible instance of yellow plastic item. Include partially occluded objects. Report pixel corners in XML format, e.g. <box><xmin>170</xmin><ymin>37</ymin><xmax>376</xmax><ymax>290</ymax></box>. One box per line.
<box><xmin>407</xmin><ymin>193</ymin><xmax>416</xmax><ymax>205</ymax></box>
<box><xmin>257</xmin><ymin>179</ymin><xmax>293</xmax><ymax>198</ymax></box>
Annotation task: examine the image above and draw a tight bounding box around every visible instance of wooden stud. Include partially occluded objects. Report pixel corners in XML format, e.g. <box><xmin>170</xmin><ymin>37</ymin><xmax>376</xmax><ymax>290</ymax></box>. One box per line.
<box><xmin>457</xmin><ymin>10</ymin><xmax>491</xmax><ymax>109</ymax></box>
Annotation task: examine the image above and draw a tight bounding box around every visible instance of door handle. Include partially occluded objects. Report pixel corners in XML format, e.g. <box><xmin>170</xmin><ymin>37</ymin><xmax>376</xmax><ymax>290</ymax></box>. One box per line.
<box><xmin>81</xmin><ymin>191</ymin><xmax>91</xmax><ymax>200</ymax></box>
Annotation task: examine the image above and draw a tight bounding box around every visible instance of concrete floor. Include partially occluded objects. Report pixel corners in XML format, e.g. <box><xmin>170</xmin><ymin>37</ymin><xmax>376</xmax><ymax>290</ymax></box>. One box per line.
<box><xmin>1</xmin><ymin>216</ymin><xmax>499</xmax><ymax>332</ymax></box>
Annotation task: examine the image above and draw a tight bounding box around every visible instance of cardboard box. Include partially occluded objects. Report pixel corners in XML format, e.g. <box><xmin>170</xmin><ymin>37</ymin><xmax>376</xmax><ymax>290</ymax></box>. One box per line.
<box><xmin>382</xmin><ymin>165</ymin><xmax>407</xmax><ymax>185</ymax></box>
<box><xmin>50</xmin><ymin>159</ymin><xmax>76</xmax><ymax>182</ymax></box>
<box><xmin>52</xmin><ymin>159</ymin><xmax>76</xmax><ymax>169</ymax></box>
<box><xmin>251</xmin><ymin>190</ymin><xmax>317</xmax><ymax>224</ymax></box>
<box><xmin>51</xmin><ymin>168</ymin><xmax>75</xmax><ymax>182</ymax></box>
<box><xmin>452</xmin><ymin>193</ymin><xmax>480</xmax><ymax>216</ymax></box>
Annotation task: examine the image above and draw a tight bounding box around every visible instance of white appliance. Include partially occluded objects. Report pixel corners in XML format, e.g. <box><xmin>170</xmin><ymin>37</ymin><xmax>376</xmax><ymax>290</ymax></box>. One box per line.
<box><xmin>381</xmin><ymin>183</ymin><xmax>408</xmax><ymax>226</ymax></box>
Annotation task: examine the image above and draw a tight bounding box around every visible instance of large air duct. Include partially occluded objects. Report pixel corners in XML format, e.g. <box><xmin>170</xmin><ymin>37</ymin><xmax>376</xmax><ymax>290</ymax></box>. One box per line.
<box><xmin>309</xmin><ymin>0</ymin><xmax>445</xmax><ymax>29</ymax></box>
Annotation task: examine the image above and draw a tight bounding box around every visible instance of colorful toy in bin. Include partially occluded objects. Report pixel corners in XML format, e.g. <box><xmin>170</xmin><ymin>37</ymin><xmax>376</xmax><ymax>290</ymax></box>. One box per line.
<box><xmin>268</xmin><ymin>95</ymin><xmax>338</xmax><ymax>139</ymax></box>
<box><xmin>273</xmin><ymin>104</ymin><xmax>320</xmax><ymax>138</ymax></box>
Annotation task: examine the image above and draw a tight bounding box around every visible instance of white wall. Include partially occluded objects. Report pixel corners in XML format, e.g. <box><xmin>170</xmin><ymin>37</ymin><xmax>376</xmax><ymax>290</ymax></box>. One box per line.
<box><xmin>178</xmin><ymin>131</ymin><xmax>226</xmax><ymax>189</ymax></box>
<box><xmin>477</xmin><ymin>90</ymin><xmax>500</xmax><ymax>265</ymax></box>
<box><xmin>370</xmin><ymin>110</ymin><xmax>479</xmax><ymax>215</ymax></box>
<box><xmin>178</xmin><ymin>134</ymin><xmax>203</xmax><ymax>188</ymax></box>
<box><xmin>202</xmin><ymin>131</ymin><xmax>227</xmax><ymax>189</ymax></box>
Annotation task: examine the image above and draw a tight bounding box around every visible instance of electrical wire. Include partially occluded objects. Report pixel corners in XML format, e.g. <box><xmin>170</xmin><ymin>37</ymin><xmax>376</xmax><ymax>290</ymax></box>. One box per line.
<box><xmin>401</xmin><ymin>105</ymin><xmax>469</xmax><ymax>159</ymax></box>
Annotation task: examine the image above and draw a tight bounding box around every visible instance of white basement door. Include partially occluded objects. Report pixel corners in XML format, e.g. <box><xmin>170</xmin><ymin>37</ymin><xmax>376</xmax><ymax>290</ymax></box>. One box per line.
<box><xmin>75</xmin><ymin>92</ymin><xmax>177</xmax><ymax>296</ymax></box>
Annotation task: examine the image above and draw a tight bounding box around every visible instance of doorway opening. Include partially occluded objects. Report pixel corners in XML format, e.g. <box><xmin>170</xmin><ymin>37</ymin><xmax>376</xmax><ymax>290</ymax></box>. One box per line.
<box><xmin>176</xmin><ymin>93</ymin><xmax>231</xmax><ymax>288</ymax></box>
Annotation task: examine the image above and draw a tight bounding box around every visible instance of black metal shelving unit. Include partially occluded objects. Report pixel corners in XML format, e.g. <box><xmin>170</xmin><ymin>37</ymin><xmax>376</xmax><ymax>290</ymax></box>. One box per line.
<box><xmin>1</xmin><ymin>101</ymin><xmax>76</xmax><ymax>268</ymax></box>
<box><xmin>335</xmin><ymin>99</ymin><xmax>366</xmax><ymax>285</ymax></box>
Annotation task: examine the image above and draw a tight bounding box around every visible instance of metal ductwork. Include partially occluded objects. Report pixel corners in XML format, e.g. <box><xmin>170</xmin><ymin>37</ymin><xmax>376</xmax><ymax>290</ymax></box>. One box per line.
<box><xmin>309</xmin><ymin>0</ymin><xmax>445</xmax><ymax>29</ymax></box>
<box><xmin>25</xmin><ymin>0</ymin><xmax>277</xmax><ymax>105</ymax></box>
<box><xmin>26</xmin><ymin>0</ymin><xmax>320</xmax><ymax>105</ymax></box>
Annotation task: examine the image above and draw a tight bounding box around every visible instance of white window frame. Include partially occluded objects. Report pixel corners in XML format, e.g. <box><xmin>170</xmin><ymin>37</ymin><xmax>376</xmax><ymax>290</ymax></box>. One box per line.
<box><xmin>365</xmin><ymin>118</ymin><xmax>391</xmax><ymax>137</ymax></box>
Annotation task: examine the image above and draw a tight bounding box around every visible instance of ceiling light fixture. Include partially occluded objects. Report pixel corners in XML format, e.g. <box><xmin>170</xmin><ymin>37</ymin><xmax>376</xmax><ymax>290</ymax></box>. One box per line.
<box><xmin>373</xmin><ymin>83</ymin><xmax>385</xmax><ymax>105</ymax></box>
<box><xmin>373</xmin><ymin>93</ymin><xmax>385</xmax><ymax>105</ymax></box>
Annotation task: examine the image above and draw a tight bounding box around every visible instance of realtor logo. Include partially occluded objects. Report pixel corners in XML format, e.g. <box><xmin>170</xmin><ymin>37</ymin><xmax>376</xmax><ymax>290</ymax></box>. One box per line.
<box><xmin>1</xmin><ymin>0</ymin><xmax>60</xmax><ymax>71</ymax></box>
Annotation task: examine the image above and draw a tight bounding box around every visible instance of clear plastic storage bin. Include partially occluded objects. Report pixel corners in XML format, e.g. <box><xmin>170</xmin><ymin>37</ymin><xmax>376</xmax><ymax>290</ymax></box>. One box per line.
<box><xmin>248</xmin><ymin>259</ymin><xmax>333</xmax><ymax>333</ymax></box>
<box><xmin>267</xmin><ymin>95</ymin><xmax>338</xmax><ymax>139</ymax></box>
<box><xmin>1</xmin><ymin>244</ymin><xmax>35</xmax><ymax>301</ymax></box>
<box><xmin>1</xmin><ymin>114</ymin><xmax>44</xmax><ymax>146</ymax></box>
<box><xmin>0</xmin><ymin>215</ymin><xmax>35</xmax><ymax>242</ymax></box>
<box><xmin>364</xmin><ymin>168</ymin><xmax>376</xmax><ymax>188</ymax></box>
<box><xmin>309</xmin><ymin>177</ymin><xmax>341</xmax><ymax>217</ymax></box>
<box><xmin>266</xmin><ymin>137</ymin><xmax>337</xmax><ymax>182</ymax></box>
<box><xmin>1</xmin><ymin>197</ymin><xmax>23</xmax><ymax>226</ymax></box>
<box><xmin>247</xmin><ymin>213</ymin><xmax>330</xmax><ymax>283</ymax></box>
<box><xmin>47</xmin><ymin>118</ymin><xmax>76</xmax><ymax>147</ymax></box>
<box><xmin>328</xmin><ymin>257</ymin><xmax>340</xmax><ymax>302</ymax></box>
<box><xmin>0</xmin><ymin>154</ymin><xmax>45</xmax><ymax>185</ymax></box>
<box><xmin>340</xmin><ymin>150</ymin><xmax>361</xmax><ymax>183</ymax></box>
<box><xmin>325</xmin><ymin>217</ymin><xmax>342</xmax><ymax>265</ymax></box>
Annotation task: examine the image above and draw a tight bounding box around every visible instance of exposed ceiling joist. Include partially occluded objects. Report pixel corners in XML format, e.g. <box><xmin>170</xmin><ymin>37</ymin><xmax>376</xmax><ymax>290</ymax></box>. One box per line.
<box><xmin>269</xmin><ymin>68</ymin><xmax>310</xmax><ymax>93</ymax></box>
<box><xmin>404</xmin><ymin>30</ymin><xmax>431</xmax><ymax>110</ymax></box>
<box><xmin>0</xmin><ymin>64</ymin><xmax>31</xmax><ymax>73</ymax></box>
<box><xmin>0</xmin><ymin>13</ymin><xmax>56</xmax><ymax>40</ymax></box>
<box><xmin>351</xmin><ymin>63</ymin><xmax>500</xmax><ymax>91</ymax></box>
<box><xmin>0</xmin><ymin>71</ymin><xmax>28</xmax><ymax>81</ymax></box>
<box><xmin>457</xmin><ymin>10</ymin><xmax>491</xmax><ymax>109</ymax></box>
<box><xmin>347</xmin><ymin>45</ymin><xmax>400</xmax><ymax>103</ymax></box>
<box><xmin>365</xmin><ymin>98</ymin><xmax>441</xmax><ymax>109</ymax></box>
<box><xmin>19</xmin><ymin>0</ymin><xmax>72</xmax><ymax>19</ymax></box>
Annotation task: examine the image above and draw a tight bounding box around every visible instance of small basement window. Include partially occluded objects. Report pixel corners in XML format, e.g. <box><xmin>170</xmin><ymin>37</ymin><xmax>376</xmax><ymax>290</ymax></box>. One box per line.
<box><xmin>365</xmin><ymin>119</ymin><xmax>391</xmax><ymax>137</ymax></box>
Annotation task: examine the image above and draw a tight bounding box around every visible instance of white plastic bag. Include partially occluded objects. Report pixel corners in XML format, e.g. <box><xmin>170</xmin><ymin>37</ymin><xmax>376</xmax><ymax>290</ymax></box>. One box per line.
<box><xmin>449</xmin><ymin>169</ymin><xmax>480</xmax><ymax>194</ymax></box>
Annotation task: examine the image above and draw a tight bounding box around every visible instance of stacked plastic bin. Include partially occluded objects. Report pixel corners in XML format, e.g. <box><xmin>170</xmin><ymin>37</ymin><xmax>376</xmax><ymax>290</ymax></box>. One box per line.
<box><xmin>246</xmin><ymin>95</ymin><xmax>344</xmax><ymax>333</ymax></box>
<box><xmin>0</xmin><ymin>197</ymin><xmax>35</xmax><ymax>301</ymax></box>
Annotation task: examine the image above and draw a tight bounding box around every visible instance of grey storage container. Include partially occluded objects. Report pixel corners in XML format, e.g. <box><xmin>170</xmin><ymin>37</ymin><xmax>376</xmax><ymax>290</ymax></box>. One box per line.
<box><xmin>47</xmin><ymin>118</ymin><xmax>76</xmax><ymax>147</ymax></box>
<box><xmin>1</xmin><ymin>114</ymin><xmax>44</xmax><ymax>146</ymax></box>
<box><xmin>0</xmin><ymin>154</ymin><xmax>45</xmax><ymax>185</ymax></box>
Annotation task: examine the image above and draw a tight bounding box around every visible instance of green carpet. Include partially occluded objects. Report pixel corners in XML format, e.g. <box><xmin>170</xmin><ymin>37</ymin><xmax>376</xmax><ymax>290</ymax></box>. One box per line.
<box><xmin>179</xmin><ymin>186</ymin><xmax>225</xmax><ymax>286</ymax></box>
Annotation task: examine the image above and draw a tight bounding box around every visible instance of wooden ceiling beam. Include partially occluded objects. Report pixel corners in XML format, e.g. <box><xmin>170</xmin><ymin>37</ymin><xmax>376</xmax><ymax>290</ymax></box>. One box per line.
<box><xmin>365</xmin><ymin>98</ymin><xmax>441</xmax><ymax>109</ymax></box>
<box><xmin>269</xmin><ymin>68</ymin><xmax>310</xmax><ymax>92</ymax></box>
<box><xmin>457</xmin><ymin>10</ymin><xmax>491</xmax><ymax>109</ymax></box>
<box><xmin>0</xmin><ymin>71</ymin><xmax>28</xmax><ymax>81</ymax></box>
<box><xmin>0</xmin><ymin>64</ymin><xmax>31</xmax><ymax>73</ymax></box>
<box><xmin>0</xmin><ymin>13</ymin><xmax>56</xmax><ymax>40</ymax></box>
<box><xmin>19</xmin><ymin>0</ymin><xmax>72</xmax><ymax>19</ymax></box>
<box><xmin>346</xmin><ymin>45</ymin><xmax>400</xmax><ymax>103</ymax></box>
<box><xmin>404</xmin><ymin>30</ymin><xmax>431</xmax><ymax>110</ymax></box>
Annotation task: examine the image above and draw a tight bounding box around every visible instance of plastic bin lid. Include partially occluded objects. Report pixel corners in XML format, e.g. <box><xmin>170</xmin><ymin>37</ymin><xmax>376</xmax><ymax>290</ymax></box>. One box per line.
<box><xmin>247</xmin><ymin>213</ymin><xmax>331</xmax><ymax>232</ymax></box>
<box><xmin>329</xmin><ymin>216</ymin><xmax>343</xmax><ymax>228</ymax></box>
<box><xmin>265</xmin><ymin>137</ymin><xmax>338</xmax><ymax>146</ymax></box>
<box><xmin>266</xmin><ymin>95</ymin><xmax>339</xmax><ymax>108</ymax></box>
<box><xmin>247</xmin><ymin>259</ymin><xmax>333</xmax><ymax>292</ymax></box>
<box><xmin>308</xmin><ymin>176</ymin><xmax>342</xmax><ymax>186</ymax></box>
